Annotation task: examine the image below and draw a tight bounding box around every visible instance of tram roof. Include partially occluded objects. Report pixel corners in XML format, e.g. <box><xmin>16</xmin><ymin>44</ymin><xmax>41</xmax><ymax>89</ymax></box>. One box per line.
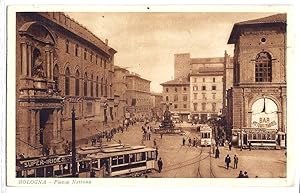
<box><xmin>87</xmin><ymin>147</ymin><xmax>156</xmax><ymax>159</ymax></box>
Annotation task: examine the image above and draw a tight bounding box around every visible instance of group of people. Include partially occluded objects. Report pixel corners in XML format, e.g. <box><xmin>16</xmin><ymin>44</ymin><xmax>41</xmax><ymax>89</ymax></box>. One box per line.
<box><xmin>142</xmin><ymin>124</ymin><xmax>153</xmax><ymax>141</ymax></box>
<box><xmin>237</xmin><ymin>170</ymin><xmax>249</xmax><ymax>178</ymax></box>
<box><xmin>182</xmin><ymin>137</ymin><xmax>199</xmax><ymax>147</ymax></box>
<box><xmin>224</xmin><ymin>154</ymin><xmax>239</xmax><ymax>169</ymax></box>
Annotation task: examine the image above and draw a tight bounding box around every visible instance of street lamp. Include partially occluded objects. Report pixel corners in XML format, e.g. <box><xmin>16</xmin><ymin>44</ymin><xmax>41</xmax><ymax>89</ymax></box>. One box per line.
<box><xmin>71</xmin><ymin>105</ymin><xmax>77</xmax><ymax>177</ymax></box>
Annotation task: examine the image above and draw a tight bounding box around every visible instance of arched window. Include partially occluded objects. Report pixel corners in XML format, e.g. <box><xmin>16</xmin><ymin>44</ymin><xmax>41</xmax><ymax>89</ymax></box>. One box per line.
<box><xmin>84</xmin><ymin>48</ymin><xmax>87</xmax><ymax>60</ymax></box>
<box><xmin>96</xmin><ymin>76</ymin><xmax>99</xmax><ymax>97</ymax></box>
<box><xmin>91</xmin><ymin>74</ymin><xmax>94</xmax><ymax>97</ymax></box>
<box><xmin>53</xmin><ymin>64</ymin><xmax>59</xmax><ymax>91</ymax></box>
<box><xmin>65</xmin><ymin>67</ymin><xmax>70</xmax><ymax>95</ymax></box>
<box><xmin>255</xmin><ymin>52</ymin><xmax>272</xmax><ymax>82</ymax></box>
<box><xmin>75</xmin><ymin>70</ymin><xmax>80</xmax><ymax>96</ymax></box>
<box><xmin>100</xmin><ymin>78</ymin><xmax>103</xmax><ymax>96</ymax></box>
<box><xmin>104</xmin><ymin>79</ymin><xmax>108</xmax><ymax>97</ymax></box>
<box><xmin>66</xmin><ymin>39</ymin><xmax>69</xmax><ymax>53</ymax></box>
<box><xmin>84</xmin><ymin>72</ymin><xmax>88</xmax><ymax>96</ymax></box>
<box><xmin>75</xmin><ymin>44</ymin><xmax>79</xmax><ymax>56</ymax></box>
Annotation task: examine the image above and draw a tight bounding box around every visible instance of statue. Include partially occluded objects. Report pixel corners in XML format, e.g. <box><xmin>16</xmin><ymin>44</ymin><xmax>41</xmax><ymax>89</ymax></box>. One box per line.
<box><xmin>33</xmin><ymin>55</ymin><xmax>45</xmax><ymax>78</ymax></box>
<box><xmin>163</xmin><ymin>104</ymin><xmax>171</xmax><ymax>121</ymax></box>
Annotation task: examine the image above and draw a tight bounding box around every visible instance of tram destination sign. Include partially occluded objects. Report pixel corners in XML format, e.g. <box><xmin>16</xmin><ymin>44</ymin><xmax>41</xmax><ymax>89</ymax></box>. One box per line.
<box><xmin>18</xmin><ymin>155</ymin><xmax>72</xmax><ymax>169</ymax></box>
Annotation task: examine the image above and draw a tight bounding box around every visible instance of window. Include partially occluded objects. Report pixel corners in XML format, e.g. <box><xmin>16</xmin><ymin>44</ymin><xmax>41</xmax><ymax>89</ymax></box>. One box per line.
<box><xmin>203</xmin><ymin>78</ymin><xmax>205</xmax><ymax>82</ymax></box>
<box><xmin>87</xmin><ymin>102</ymin><xmax>93</xmax><ymax>115</ymax></box>
<box><xmin>183</xmin><ymin>95</ymin><xmax>188</xmax><ymax>101</ymax></box>
<box><xmin>100</xmin><ymin>78</ymin><xmax>103</xmax><ymax>96</ymax></box>
<box><xmin>104</xmin><ymin>79</ymin><xmax>108</xmax><ymax>96</ymax></box>
<box><xmin>212</xmin><ymin>103</ymin><xmax>216</xmax><ymax>112</ymax></box>
<box><xmin>202</xmin><ymin>93</ymin><xmax>206</xmax><ymax>100</ymax></box>
<box><xmin>166</xmin><ymin>88</ymin><xmax>169</xmax><ymax>92</ymax></box>
<box><xmin>65</xmin><ymin>40</ymin><xmax>69</xmax><ymax>53</ymax></box>
<box><xmin>65</xmin><ymin>68</ymin><xmax>70</xmax><ymax>95</ymax></box>
<box><xmin>96</xmin><ymin>55</ymin><xmax>98</xmax><ymax>65</ymax></box>
<box><xmin>90</xmin><ymin>52</ymin><xmax>93</xmax><ymax>62</ymax></box>
<box><xmin>96</xmin><ymin>76</ymin><xmax>99</xmax><ymax>97</ymax></box>
<box><xmin>194</xmin><ymin>78</ymin><xmax>197</xmax><ymax>83</ymax></box>
<box><xmin>193</xmin><ymin>93</ymin><xmax>197</xmax><ymax>100</ymax></box>
<box><xmin>174</xmin><ymin>104</ymin><xmax>178</xmax><ymax>109</ymax></box>
<box><xmin>212</xmin><ymin>86</ymin><xmax>216</xmax><ymax>90</ymax></box>
<box><xmin>255</xmin><ymin>52</ymin><xmax>272</xmax><ymax>82</ymax></box>
<box><xmin>174</xmin><ymin>95</ymin><xmax>178</xmax><ymax>101</ymax></box>
<box><xmin>75</xmin><ymin>44</ymin><xmax>79</xmax><ymax>56</ymax></box>
<box><xmin>183</xmin><ymin>87</ymin><xmax>187</xmax><ymax>92</ymax></box>
<box><xmin>202</xmin><ymin>86</ymin><xmax>206</xmax><ymax>90</ymax></box>
<box><xmin>201</xmin><ymin>103</ymin><xmax>206</xmax><ymax>111</ymax></box>
<box><xmin>84</xmin><ymin>49</ymin><xmax>87</xmax><ymax>60</ymax></box>
<box><xmin>193</xmin><ymin>86</ymin><xmax>198</xmax><ymax>91</ymax></box>
<box><xmin>84</xmin><ymin>73</ymin><xmax>87</xmax><ymax>96</ymax></box>
<box><xmin>90</xmin><ymin>74</ymin><xmax>93</xmax><ymax>97</ymax></box>
<box><xmin>104</xmin><ymin>59</ymin><xmax>107</xmax><ymax>69</ymax></box>
<box><xmin>166</xmin><ymin>96</ymin><xmax>169</xmax><ymax>101</ymax></box>
<box><xmin>193</xmin><ymin>103</ymin><xmax>198</xmax><ymax>111</ymax></box>
<box><xmin>100</xmin><ymin>58</ymin><xmax>103</xmax><ymax>67</ymax></box>
<box><xmin>175</xmin><ymin>87</ymin><xmax>178</xmax><ymax>92</ymax></box>
<box><xmin>213</xmin><ymin>77</ymin><xmax>215</xmax><ymax>82</ymax></box>
<box><xmin>75</xmin><ymin>70</ymin><xmax>80</xmax><ymax>96</ymax></box>
<box><xmin>212</xmin><ymin>93</ymin><xmax>216</xmax><ymax>100</ymax></box>
<box><xmin>183</xmin><ymin>104</ymin><xmax>187</xmax><ymax>109</ymax></box>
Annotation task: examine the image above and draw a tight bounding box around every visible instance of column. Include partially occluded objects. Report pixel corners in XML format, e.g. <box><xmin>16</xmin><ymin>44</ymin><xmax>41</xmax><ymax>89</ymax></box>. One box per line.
<box><xmin>30</xmin><ymin>110</ymin><xmax>36</xmax><ymax>145</ymax></box>
<box><xmin>50</xmin><ymin>51</ymin><xmax>54</xmax><ymax>80</ymax></box>
<box><xmin>46</xmin><ymin>48</ymin><xmax>50</xmax><ymax>79</ymax></box>
<box><xmin>53</xmin><ymin>109</ymin><xmax>58</xmax><ymax>139</ymax></box>
<box><xmin>27</xmin><ymin>44</ymin><xmax>32</xmax><ymax>77</ymax></box>
<box><xmin>21</xmin><ymin>42</ymin><xmax>28</xmax><ymax>76</ymax></box>
<box><xmin>244</xmin><ymin>96</ymin><xmax>249</xmax><ymax>128</ymax></box>
<box><xmin>58</xmin><ymin>109</ymin><xmax>62</xmax><ymax>139</ymax></box>
<box><xmin>35</xmin><ymin>110</ymin><xmax>40</xmax><ymax>145</ymax></box>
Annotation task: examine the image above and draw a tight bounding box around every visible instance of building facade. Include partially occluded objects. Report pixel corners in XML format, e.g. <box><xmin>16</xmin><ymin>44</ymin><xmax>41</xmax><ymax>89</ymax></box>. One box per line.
<box><xmin>125</xmin><ymin>73</ymin><xmax>152</xmax><ymax>119</ymax></box>
<box><xmin>150</xmin><ymin>93</ymin><xmax>164</xmax><ymax>120</ymax></box>
<box><xmin>189</xmin><ymin>58</ymin><xmax>224</xmax><ymax>122</ymax></box>
<box><xmin>227</xmin><ymin>14</ymin><xmax>287</xmax><ymax>148</ymax></box>
<box><xmin>16</xmin><ymin>12</ymin><xmax>117</xmax><ymax>156</ymax></box>
<box><xmin>160</xmin><ymin>77</ymin><xmax>190</xmax><ymax>121</ymax></box>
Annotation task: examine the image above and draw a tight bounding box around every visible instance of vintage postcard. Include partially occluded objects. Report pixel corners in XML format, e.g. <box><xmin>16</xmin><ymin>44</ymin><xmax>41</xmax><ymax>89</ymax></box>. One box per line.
<box><xmin>5</xmin><ymin>5</ymin><xmax>296</xmax><ymax>188</ymax></box>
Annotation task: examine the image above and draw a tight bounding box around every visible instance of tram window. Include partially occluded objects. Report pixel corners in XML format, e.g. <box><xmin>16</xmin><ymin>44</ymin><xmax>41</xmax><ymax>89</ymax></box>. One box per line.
<box><xmin>112</xmin><ymin>156</ymin><xmax>118</xmax><ymax>165</ymax></box>
<box><xmin>63</xmin><ymin>164</ymin><xmax>70</xmax><ymax>174</ymax></box>
<box><xmin>282</xmin><ymin>135</ymin><xmax>285</xmax><ymax>140</ymax></box>
<box><xmin>54</xmin><ymin>165</ymin><xmax>62</xmax><ymax>176</ymax></box>
<box><xmin>36</xmin><ymin>168</ymin><xmax>44</xmax><ymax>177</ymax></box>
<box><xmin>257</xmin><ymin>134</ymin><xmax>262</xmax><ymax>140</ymax></box>
<box><xmin>124</xmin><ymin>154</ymin><xmax>129</xmax><ymax>163</ymax></box>
<box><xmin>262</xmin><ymin>134</ymin><xmax>266</xmax><ymax>140</ymax></box>
<box><xmin>248</xmin><ymin>134</ymin><xmax>252</xmax><ymax>140</ymax></box>
<box><xmin>253</xmin><ymin>134</ymin><xmax>257</xmax><ymax>139</ymax></box>
<box><xmin>208</xmin><ymin>133</ymin><xmax>210</xmax><ymax>138</ymax></box>
<box><xmin>46</xmin><ymin>166</ymin><xmax>53</xmax><ymax>177</ymax></box>
<box><xmin>27</xmin><ymin>169</ymin><xmax>35</xmax><ymax>177</ymax></box>
<box><xmin>118</xmin><ymin>155</ymin><xmax>124</xmax><ymax>164</ymax></box>
<box><xmin>141</xmin><ymin>152</ymin><xmax>146</xmax><ymax>160</ymax></box>
<box><xmin>271</xmin><ymin>134</ymin><xmax>276</xmax><ymax>140</ymax></box>
<box><xmin>92</xmin><ymin>160</ymin><xmax>98</xmax><ymax>168</ymax></box>
<box><xmin>151</xmin><ymin>151</ymin><xmax>156</xmax><ymax>159</ymax></box>
<box><xmin>136</xmin><ymin>153</ymin><xmax>142</xmax><ymax>162</ymax></box>
<box><xmin>130</xmin><ymin>154</ymin><xmax>135</xmax><ymax>162</ymax></box>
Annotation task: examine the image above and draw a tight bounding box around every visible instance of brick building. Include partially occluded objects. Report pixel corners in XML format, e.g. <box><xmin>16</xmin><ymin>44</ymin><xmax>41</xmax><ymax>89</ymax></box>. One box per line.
<box><xmin>160</xmin><ymin>77</ymin><xmax>190</xmax><ymax>122</ymax></box>
<box><xmin>227</xmin><ymin>13</ymin><xmax>287</xmax><ymax>148</ymax></box>
<box><xmin>16</xmin><ymin>12</ymin><xmax>118</xmax><ymax>156</ymax></box>
<box><xmin>125</xmin><ymin>72</ymin><xmax>152</xmax><ymax>119</ymax></box>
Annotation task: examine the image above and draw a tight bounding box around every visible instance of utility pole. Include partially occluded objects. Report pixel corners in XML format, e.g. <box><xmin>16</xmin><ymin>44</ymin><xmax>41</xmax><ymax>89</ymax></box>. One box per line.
<box><xmin>71</xmin><ymin>105</ymin><xmax>77</xmax><ymax>177</ymax></box>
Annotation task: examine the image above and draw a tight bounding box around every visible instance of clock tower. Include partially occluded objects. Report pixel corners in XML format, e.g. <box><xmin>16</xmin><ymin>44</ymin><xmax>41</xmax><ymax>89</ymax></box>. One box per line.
<box><xmin>227</xmin><ymin>13</ymin><xmax>287</xmax><ymax>148</ymax></box>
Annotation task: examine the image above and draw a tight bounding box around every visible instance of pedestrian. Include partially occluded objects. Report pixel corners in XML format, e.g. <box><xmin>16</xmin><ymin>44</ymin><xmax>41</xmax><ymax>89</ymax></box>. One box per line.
<box><xmin>233</xmin><ymin>155</ymin><xmax>238</xmax><ymax>169</ymax></box>
<box><xmin>225</xmin><ymin>154</ymin><xmax>231</xmax><ymax>169</ymax></box>
<box><xmin>237</xmin><ymin>170</ymin><xmax>244</xmax><ymax>178</ymax></box>
<box><xmin>157</xmin><ymin>157</ymin><xmax>163</xmax><ymax>173</ymax></box>
<box><xmin>193</xmin><ymin>138</ymin><xmax>196</xmax><ymax>147</ymax></box>
<box><xmin>215</xmin><ymin>147</ymin><xmax>220</xmax><ymax>158</ymax></box>
<box><xmin>188</xmin><ymin>138</ymin><xmax>192</xmax><ymax>146</ymax></box>
<box><xmin>249</xmin><ymin>142</ymin><xmax>252</xmax><ymax>151</ymax></box>
<box><xmin>229</xmin><ymin>141</ymin><xmax>232</xmax><ymax>151</ymax></box>
<box><xmin>149</xmin><ymin>132</ymin><xmax>151</xmax><ymax>141</ymax></box>
<box><xmin>244</xmin><ymin>171</ymin><xmax>249</xmax><ymax>178</ymax></box>
<box><xmin>160</xmin><ymin>133</ymin><xmax>163</xmax><ymax>139</ymax></box>
<box><xmin>153</xmin><ymin>139</ymin><xmax>157</xmax><ymax>147</ymax></box>
<box><xmin>155</xmin><ymin>147</ymin><xmax>158</xmax><ymax>160</ymax></box>
<box><xmin>182</xmin><ymin>137</ymin><xmax>186</xmax><ymax>146</ymax></box>
<box><xmin>118</xmin><ymin>139</ymin><xmax>122</xmax><ymax>144</ymax></box>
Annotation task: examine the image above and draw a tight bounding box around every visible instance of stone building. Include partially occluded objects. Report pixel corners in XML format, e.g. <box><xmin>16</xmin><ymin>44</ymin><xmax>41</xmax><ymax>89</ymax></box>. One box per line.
<box><xmin>16</xmin><ymin>12</ymin><xmax>117</xmax><ymax>156</ymax></box>
<box><xmin>160</xmin><ymin>77</ymin><xmax>190</xmax><ymax>122</ymax></box>
<box><xmin>227</xmin><ymin>13</ymin><xmax>287</xmax><ymax>148</ymax></box>
<box><xmin>150</xmin><ymin>93</ymin><xmax>164</xmax><ymax>120</ymax></box>
<box><xmin>125</xmin><ymin>72</ymin><xmax>152</xmax><ymax>119</ymax></box>
<box><xmin>189</xmin><ymin>57</ymin><xmax>224</xmax><ymax>122</ymax></box>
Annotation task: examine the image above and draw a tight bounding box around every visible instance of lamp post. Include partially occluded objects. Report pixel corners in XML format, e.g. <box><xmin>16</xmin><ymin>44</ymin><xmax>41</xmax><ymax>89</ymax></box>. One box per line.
<box><xmin>71</xmin><ymin>105</ymin><xmax>77</xmax><ymax>177</ymax></box>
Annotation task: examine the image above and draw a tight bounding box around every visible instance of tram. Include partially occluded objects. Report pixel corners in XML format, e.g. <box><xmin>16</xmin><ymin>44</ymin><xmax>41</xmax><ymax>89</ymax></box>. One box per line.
<box><xmin>88</xmin><ymin>145</ymin><xmax>157</xmax><ymax>177</ymax></box>
<box><xmin>16</xmin><ymin>154</ymin><xmax>91</xmax><ymax>178</ymax></box>
<box><xmin>199</xmin><ymin>124</ymin><xmax>213</xmax><ymax>146</ymax></box>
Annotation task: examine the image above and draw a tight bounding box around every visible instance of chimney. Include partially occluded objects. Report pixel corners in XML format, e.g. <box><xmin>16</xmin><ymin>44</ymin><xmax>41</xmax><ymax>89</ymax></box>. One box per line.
<box><xmin>105</xmin><ymin>39</ymin><xmax>108</xmax><ymax>45</ymax></box>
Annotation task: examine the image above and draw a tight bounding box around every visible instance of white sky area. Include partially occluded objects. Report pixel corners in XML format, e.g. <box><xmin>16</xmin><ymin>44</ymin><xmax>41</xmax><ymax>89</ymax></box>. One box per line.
<box><xmin>67</xmin><ymin>12</ymin><xmax>275</xmax><ymax>92</ymax></box>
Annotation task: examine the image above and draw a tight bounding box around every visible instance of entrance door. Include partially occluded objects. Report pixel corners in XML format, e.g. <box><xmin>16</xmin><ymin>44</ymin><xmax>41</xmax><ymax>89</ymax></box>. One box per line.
<box><xmin>243</xmin><ymin>134</ymin><xmax>248</xmax><ymax>145</ymax></box>
<box><xmin>39</xmin><ymin>109</ymin><xmax>53</xmax><ymax>145</ymax></box>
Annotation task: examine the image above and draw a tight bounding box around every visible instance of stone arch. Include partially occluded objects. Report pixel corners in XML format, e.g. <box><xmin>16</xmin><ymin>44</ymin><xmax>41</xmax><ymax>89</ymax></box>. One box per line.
<box><xmin>248</xmin><ymin>95</ymin><xmax>281</xmax><ymax>113</ymax></box>
<box><xmin>19</xmin><ymin>21</ymin><xmax>56</xmax><ymax>45</ymax></box>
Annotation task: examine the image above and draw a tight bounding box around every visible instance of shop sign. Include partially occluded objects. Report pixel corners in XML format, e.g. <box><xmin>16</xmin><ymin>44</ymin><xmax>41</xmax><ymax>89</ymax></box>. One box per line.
<box><xmin>19</xmin><ymin>155</ymin><xmax>72</xmax><ymax>169</ymax></box>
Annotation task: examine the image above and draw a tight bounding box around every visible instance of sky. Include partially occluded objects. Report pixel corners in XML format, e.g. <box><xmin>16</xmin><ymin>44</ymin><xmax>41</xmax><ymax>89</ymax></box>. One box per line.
<box><xmin>67</xmin><ymin>12</ymin><xmax>275</xmax><ymax>92</ymax></box>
